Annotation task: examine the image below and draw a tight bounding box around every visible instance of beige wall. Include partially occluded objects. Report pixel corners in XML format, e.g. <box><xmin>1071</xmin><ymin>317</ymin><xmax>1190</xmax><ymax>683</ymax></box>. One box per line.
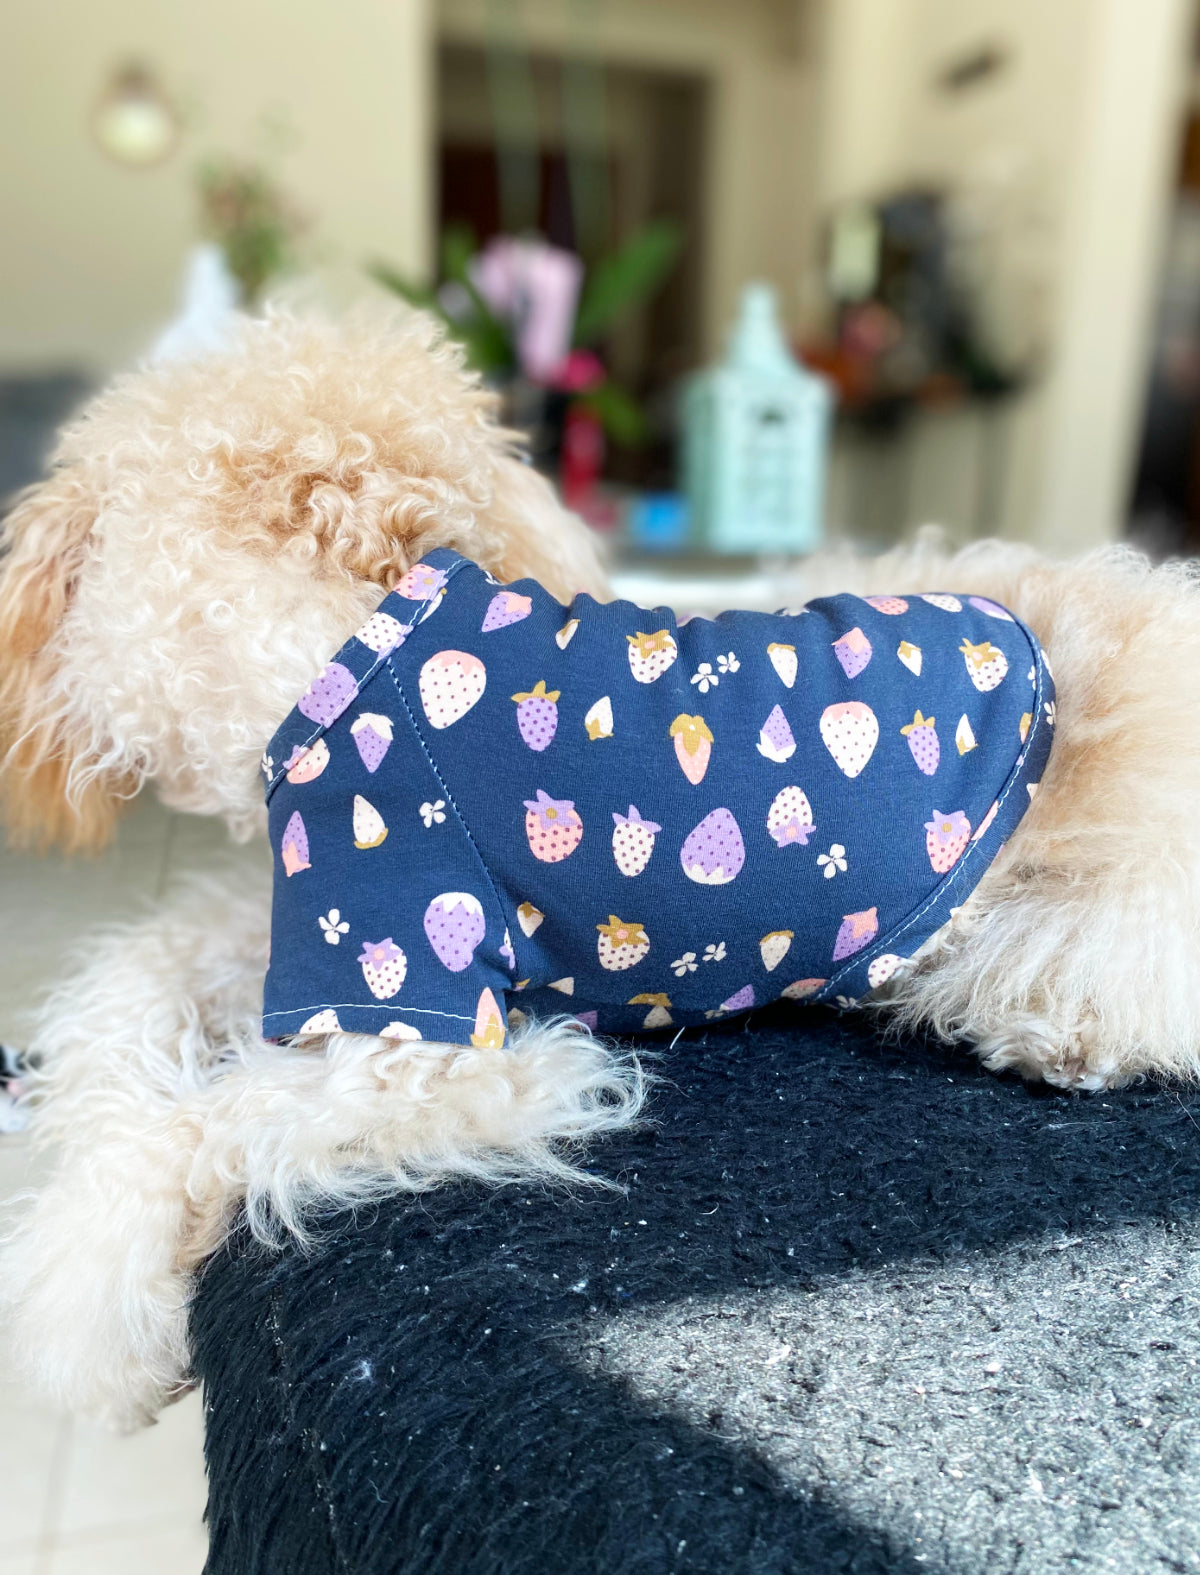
<box><xmin>813</xmin><ymin>0</ymin><xmax>1192</xmax><ymax>550</ymax></box>
<box><xmin>0</xmin><ymin>0</ymin><xmax>433</xmax><ymax>374</ymax></box>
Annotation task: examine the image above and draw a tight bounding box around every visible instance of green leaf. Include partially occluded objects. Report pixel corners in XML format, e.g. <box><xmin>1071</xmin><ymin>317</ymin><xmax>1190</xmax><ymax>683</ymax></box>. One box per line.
<box><xmin>367</xmin><ymin>261</ymin><xmax>441</xmax><ymax>312</ymax></box>
<box><xmin>574</xmin><ymin>220</ymin><xmax>683</xmax><ymax>346</ymax></box>
<box><xmin>576</xmin><ymin>380</ymin><xmax>649</xmax><ymax>447</ymax></box>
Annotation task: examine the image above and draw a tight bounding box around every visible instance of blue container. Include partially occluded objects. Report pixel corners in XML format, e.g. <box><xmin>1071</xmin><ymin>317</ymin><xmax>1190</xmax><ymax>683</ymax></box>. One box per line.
<box><xmin>683</xmin><ymin>282</ymin><xmax>833</xmax><ymax>555</ymax></box>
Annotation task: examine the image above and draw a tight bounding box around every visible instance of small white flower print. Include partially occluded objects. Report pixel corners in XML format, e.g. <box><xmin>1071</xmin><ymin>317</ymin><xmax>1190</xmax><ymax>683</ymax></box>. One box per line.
<box><xmin>419</xmin><ymin>799</ymin><xmax>447</xmax><ymax>828</ymax></box>
<box><xmin>1028</xmin><ymin>665</ymin><xmax>1036</xmax><ymax>685</ymax></box>
<box><xmin>671</xmin><ymin>952</ymin><xmax>698</xmax><ymax>978</ymax></box>
<box><xmin>703</xmin><ymin>941</ymin><xmax>726</xmax><ymax>964</ymax></box>
<box><xmin>1044</xmin><ymin>700</ymin><xmax>1056</xmax><ymax>725</ymax></box>
<box><xmin>835</xmin><ymin>995</ymin><xmax>857</xmax><ymax>1010</ymax></box>
<box><xmin>716</xmin><ymin>652</ymin><xmax>740</xmax><ymax>674</ymax></box>
<box><xmin>690</xmin><ymin>663</ymin><xmax>718</xmax><ymax>694</ymax></box>
<box><xmin>318</xmin><ymin>908</ymin><xmax>349</xmax><ymax>945</ymax></box>
<box><xmin>817</xmin><ymin>844</ymin><xmax>848</xmax><ymax>879</ymax></box>
<box><xmin>260</xmin><ymin>752</ymin><xmax>274</xmax><ymax>779</ymax></box>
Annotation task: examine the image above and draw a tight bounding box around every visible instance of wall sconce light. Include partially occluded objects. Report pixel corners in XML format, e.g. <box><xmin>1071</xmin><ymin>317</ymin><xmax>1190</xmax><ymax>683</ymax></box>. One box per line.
<box><xmin>92</xmin><ymin>61</ymin><xmax>179</xmax><ymax>167</ymax></box>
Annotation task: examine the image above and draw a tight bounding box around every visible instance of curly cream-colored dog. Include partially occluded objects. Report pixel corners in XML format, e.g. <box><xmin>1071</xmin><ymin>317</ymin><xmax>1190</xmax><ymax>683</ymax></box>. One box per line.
<box><xmin>2</xmin><ymin>305</ymin><xmax>1199</xmax><ymax>1430</ymax></box>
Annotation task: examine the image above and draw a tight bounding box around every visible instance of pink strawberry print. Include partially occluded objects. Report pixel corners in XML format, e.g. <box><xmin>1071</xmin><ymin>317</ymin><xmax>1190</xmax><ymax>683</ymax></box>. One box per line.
<box><xmin>819</xmin><ymin>702</ymin><xmax>879</xmax><ymax>778</ymax></box>
<box><xmin>670</xmin><ymin>714</ymin><xmax>712</xmax><ymax>783</ymax></box>
<box><xmin>832</xmin><ymin>907</ymin><xmax>879</xmax><ymax>962</ymax></box>
<box><xmin>863</xmin><ymin>596</ymin><xmax>908</xmax><ymax>615</ymax></box>
<box><xmin>832</xmin><ymin>627</ymin><xmax>872</xmax><ymax>679</ymax></box>
<box><xmin>612</xmin><ymin>806</ymin><xmax>661</xmax><ymax>876</ymax></box>
<box><xmin>281</xmin><ymin>811</ymin><xmax>310</xmax><ymax>876</ymax></box>
<box><xmin>524</xmin><ymin>790</ymin><xmax>583</xmax><ymax>862</ymax></box>
<box><xmin>680</xmin><ymin>808</ymin><xmax>745</xmax><ymax>885</ymax></box>
<box><xmin>482</xmin><ymin>591</ymin><xmax>533</xmax><ymax>632</ymax></box>
<box><xmin>423</xmin><ymin>892</ymin><xmax>487</xmax><ymax>972</ymax></box>
<box><xmin>470</xmin><ymin>987</ymin><xmax>506</xmax><ymax>1048</ymax></box>
<box><xmin>419</xmin><ymin>650</ymin><xmax>486</xmax><ymax>728</ymax></box>
<box><xmin>350</xmin><ymin>713</ymin><xmax>393</xmax><ymax>773</ymax></box>
<box><xmin>285</xmin><ymin>738</ymin><xmax>329</xmax><ymax>784</ymax></box>
<box><xmin>394</xmin><ymin>564</ymin><xmax>448</xmax><ymax>601</ymax></box>
<box><xmin>297</xmin><ymin>662</ymin><xmax>357</xmax><ymax>727</ymax></box>
<box><xmin>355</xmin><ymin>610</ymin><xmax>411</xmax><ymax>654</ymax></box>
<box><xmin>900</xmin><ymin>710</ymin><xmax>939</xmax><ymax>775</ymax></box>
<box><xmin>511</xmin><ymin>681</ymin><xmax>560</xmax><ymax>751</ymax></box>
<box><xmin>358</xmin><ymin>937</ymin><xmax>407</xmax><ymax>1000</ymax></box>
<box><xmin>925</xmin><ymin>809</ymin><xmax>971</xmax><ymax>872</ymax></box>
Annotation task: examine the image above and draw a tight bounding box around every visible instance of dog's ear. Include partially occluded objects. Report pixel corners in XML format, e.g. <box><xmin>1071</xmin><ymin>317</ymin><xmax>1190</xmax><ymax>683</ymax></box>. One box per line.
<box><xmin>0</xmin><ymin>471</ymin><xmax>135</xmax><ymax>851</ymax></box>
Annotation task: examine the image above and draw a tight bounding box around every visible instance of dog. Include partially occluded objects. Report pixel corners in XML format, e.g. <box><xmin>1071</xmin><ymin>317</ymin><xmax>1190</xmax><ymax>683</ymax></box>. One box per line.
<box><xmin>2</xmin><ymin>304</ymin><xmax>1199</xmax><ymax>1429</ymax></box>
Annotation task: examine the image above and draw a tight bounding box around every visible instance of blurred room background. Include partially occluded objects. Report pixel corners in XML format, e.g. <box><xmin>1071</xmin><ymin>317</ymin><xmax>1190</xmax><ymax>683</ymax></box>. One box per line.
<box><xmin>4</xmin><ymin>0</ymin><xmax>1200</xmax><ymax>573</ymax></box>
<box><xmin>2</xmin><ymin>6</ymin><xmax>1199</xmax><ymax>1570</ymax></box>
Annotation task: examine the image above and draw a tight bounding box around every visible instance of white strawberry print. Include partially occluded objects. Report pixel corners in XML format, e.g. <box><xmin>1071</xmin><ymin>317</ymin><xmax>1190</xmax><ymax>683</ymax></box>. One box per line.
<box><xmin>960</xmin><ymin>637</ymin><xmax>1009</xmax><ymax>692</ymax></box>
<box><xmin>352</xmin><ymin>794</ymin><xmax>388</xmax><ymax>849</ymax></box>
<box><xmin>627</xmin><ymin>630</ymin><xmax>678</xmax><ymax>683</ymax></box>
<box><xmin>596</xmin><ymin>916</ymin><xmax>650</xmax><ymax>971</ymax></box>
<box><xmin>921</xmin><ymin>593</ymin><xmax>962</xmax><ymax>613</ymax></box>
<box><xmin>299</xmin><ymin>1009</ymin><xmax>341</xmax><ymax>1034</ymax></box>
<box><xmin>418</xmin><ymin>649</ymin><xmax>487</xmax><ymax>727</ymax></box>
<box><xmin>585</xmin><ymin>696</ymin><xmax>614</xmax><ymax>740</ymax></box>
<box><xmin>766</xmin><ymin>785</ymin><xmax>815</xmax><ymax>848</ymax></box>
<box><xmin>767</xmin><ymin>642</ymin><xmax>797</xmax><ymax>688</ymax></box>
<box><xmin>819</xmin><ymin>701</ymin><xmax>879</xmax><ymax>778</ymax></box>
<box><xmin>867</xmin><ymin>954</ymin><xmax>904</xmax><ymax>989</ymax></box>
<box><xmin>760</xmin><ymin>930</ymin><xmax>793</xmax><ymax>972</ymax></box>
<box><xmin>358</xmin><ymin>938</ymin><xmax>407</xmax><ymax>1000</ymax></box>
<box><xmin>516</xmin><ymin>901</ymin><xmax>544</xmax><ymax>936</ymax></box>
<box><xmin>896</xmin><ymin>640</ymin><xmax>921</xmax><ymax>676</ymax></box>
<box><xmin>612</xmin><ymin>806</ymin><xmax>661</xmax><ymax>876</ymax></box>
<box><xmin>629</xmin><ymin>992</ymin><xmax>672</xmax><ymax>1029</ymax></box>
<box><xmin>355</xmin><ymin>610</ymin><xmax>410</xmax><ymax>654</ymax></box>
<box><xmin>556</xmin><ymin>618</ymin><xmax>580</xmax><ymax>649</ymax></box>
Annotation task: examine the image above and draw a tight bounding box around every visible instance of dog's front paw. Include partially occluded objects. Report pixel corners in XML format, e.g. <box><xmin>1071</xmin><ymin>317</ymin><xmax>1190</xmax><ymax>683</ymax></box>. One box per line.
<box><xmin>975</xmin><ymin>1016</ymin><xmax>1130</xmax><ymax>1092</ymax></box>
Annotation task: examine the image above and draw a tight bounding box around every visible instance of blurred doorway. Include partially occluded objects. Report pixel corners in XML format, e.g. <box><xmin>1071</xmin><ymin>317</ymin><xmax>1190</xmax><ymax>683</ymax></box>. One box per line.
<box><xmin>437</xmin><ymin>42</ymin><xmax>708</xmax><ymax>487</ymax></box>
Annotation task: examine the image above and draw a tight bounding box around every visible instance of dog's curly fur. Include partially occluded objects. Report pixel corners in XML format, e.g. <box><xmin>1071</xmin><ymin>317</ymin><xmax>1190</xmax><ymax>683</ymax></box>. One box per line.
<box><xmin>3</xmin><ymin>305</ymin><xmax>1200</xmax><ymax>1428</ymax></box>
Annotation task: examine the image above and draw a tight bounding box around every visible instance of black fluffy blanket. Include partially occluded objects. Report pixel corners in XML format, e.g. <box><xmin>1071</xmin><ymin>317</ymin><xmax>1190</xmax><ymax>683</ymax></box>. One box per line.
<box><xmin>193</xmin><ymin>1011</ymin><xmax>1200</xmax><ymax>1574</ymax></box>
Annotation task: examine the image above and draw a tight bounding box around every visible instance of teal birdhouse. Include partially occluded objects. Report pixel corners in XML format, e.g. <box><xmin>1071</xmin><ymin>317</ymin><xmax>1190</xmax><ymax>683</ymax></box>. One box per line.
<box><xmin>683</xmin><ymin>283</ymin><xmax>832</xmax><ymax>555</ymax></box>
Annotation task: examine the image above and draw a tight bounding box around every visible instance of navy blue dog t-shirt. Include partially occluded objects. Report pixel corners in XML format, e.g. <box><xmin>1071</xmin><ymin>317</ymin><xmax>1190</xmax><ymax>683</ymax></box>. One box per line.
<box><xmin>260</xmin><ymin>549</ymin><xmax>1055</xmax><ymax>1047</ymax></box>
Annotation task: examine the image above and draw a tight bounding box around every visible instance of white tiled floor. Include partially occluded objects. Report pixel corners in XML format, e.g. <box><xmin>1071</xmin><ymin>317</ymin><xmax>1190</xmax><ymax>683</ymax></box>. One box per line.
<box><xmin>0</xmin><ymin>798</ymin><xmax>242</xmax><ymax>1574</ymax></box>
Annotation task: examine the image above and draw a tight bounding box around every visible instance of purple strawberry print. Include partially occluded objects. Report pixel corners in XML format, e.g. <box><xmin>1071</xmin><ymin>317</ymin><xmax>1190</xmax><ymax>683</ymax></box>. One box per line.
<box><xmin>350</xmin><ymin>713</ymin><xmax>393</xmax><ymax>773</ymax></box>
<box><xmin>900</xmin><ymin>711</ymin><xmax>939</xmax><ymax>775</ymax></box>
<box><xmin>833</xmin><ymin>907</ymin><xmax>879</xmax><ymax>962</ymax></box>
<box><xmin>423</xmin><ymin>893</ymin><xmax>487</xmax><ymax>972</ymax></box>
<box><xmin>482</xmin><ymin>591</ymin><xmax>533</xmax><ymax>632</ymax></box>
<box><xmin>680</xmin><ymin>808</ymin><xmax>745</xmax><ymax>885</ymax></box>
<box><xmin>720</xmin><ymin>985</ymin><xmax>755</xmax><ymax>1014</ymax></box>
<box><xmin>281</xmin><ymin>810</ymin><xmax>310</xmax><ymax>877</ymax></box>
<box><xmin>832</xmin><ymin>627</ymin><xmax>872</xmax><ymax>679</ymax></box>
<box><xmin>297</xmin><ymin>662</ymin><xmax>357</xmax><ymax>727</ymax></box>
<box><xmin>757</xmin><ymin>704</ymin><xmax>796</xmax><ymax>763</ymax></box>
<box><xmin>512</xmin><ymin>681</ymin><xmax>560</xmax><ymax>751</ymax></box>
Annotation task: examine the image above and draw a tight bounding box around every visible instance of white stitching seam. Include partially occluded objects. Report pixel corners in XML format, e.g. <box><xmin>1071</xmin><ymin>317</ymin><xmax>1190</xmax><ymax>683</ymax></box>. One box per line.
<box><xmin>262</xmin><ymin>562</ymin><xmax>467</xmax><ymax>802</ymax></box>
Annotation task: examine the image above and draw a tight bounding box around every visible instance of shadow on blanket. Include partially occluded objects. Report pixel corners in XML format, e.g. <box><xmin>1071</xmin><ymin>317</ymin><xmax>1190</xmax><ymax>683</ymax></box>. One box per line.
<box><xmin>192</xmin><ymin>1010</ymin><xmax>1200</xmax><ymax>1575</ymax></box>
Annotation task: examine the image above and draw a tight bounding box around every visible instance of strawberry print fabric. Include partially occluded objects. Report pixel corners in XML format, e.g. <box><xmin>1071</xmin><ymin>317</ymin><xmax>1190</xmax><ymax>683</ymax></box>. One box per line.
<box><xmin>261</xmin><ymin>551</ymin><xmax>1055</xmax><ymax>1045</ymax></box>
